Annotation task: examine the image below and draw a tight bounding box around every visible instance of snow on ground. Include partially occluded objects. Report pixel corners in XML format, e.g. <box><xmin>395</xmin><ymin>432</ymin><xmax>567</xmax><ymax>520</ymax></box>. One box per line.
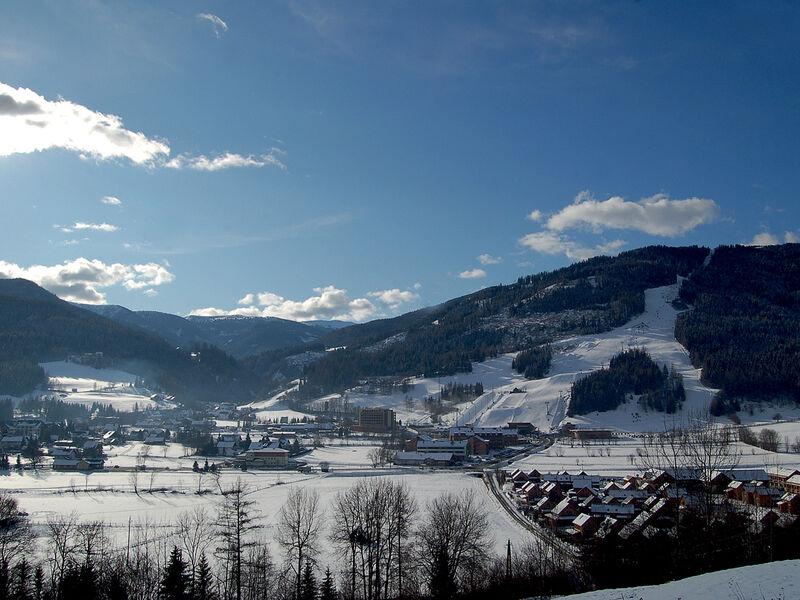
<box><xmin>104</xmin><ymin>441</ymin><xmax>197</xmax><ymax>469</ymax></box>
<box><xmin>1</xmin><ymin>448</ymin><xmax>534</xmax><ymax>566</ymax></box>
<box><xmin>242</xmin><ymin>386</ymin><xmax>315</xmax><ymax>422</ymax></box>
<box><xmin>324</xmin><ymin>354</ymin><xmax>524</xmax><ymax>426</ymax></box>
<box><xmin>548</xmin><ymin>559</ymin><xmax>800</xmax><ymax>600</ymax></box>
<box><xmin>471</xmin><ymin>283</ymin><xmax>720</xmax><ymax>433</ymax></box>
<box><xmin>38</xmin><ymin>361</ymin><xmax>163</xmax><ymax>411</ymax></box>
<box><xmin>300</xmin><ymin>282</ymin><xmax>730</xmax><ymax>434</ymax></box>
<box><xmin>42</xmin><ymin>361</ymin><xmax>138</xmax><ymax>391</ymax></box>
<box><xmin>746</xmin><ymin>420</ymin><xmax>800</xmax><ymax>444</ymax></box>
<box><xmin>50</xmin><ymin>389</ymin><xmax>161</xmax><ymax>411</ymax></box>
<box><xmin>508</xmin><ymin>437</ymin><xmax>800</xmax><ymax>479</ymax></box>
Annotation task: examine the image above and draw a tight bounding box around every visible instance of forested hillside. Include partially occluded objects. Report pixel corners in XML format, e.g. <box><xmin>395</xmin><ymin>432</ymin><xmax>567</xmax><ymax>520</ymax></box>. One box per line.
<box><xmin>567</xmin><ymin>348</ymin><xmax>686</xmax><ymax>416</ymax></box>
<box><xmin>0</xmin><ymin>279</ymin><xmax>256</xmax><ymax>402</ymax></box>
<box><xmin>77</xmin><ymin>304</ymin><xmax>334</xmax><ymax>358</ymax></box>
<box><xmin>295</xmin><ymin>246</ymin><xmax>708</xmax><ymax>397</ymax></box>
<box><xmin>675</xmin><ymin>244</ymin><xmax>800</xmax><ymax>406</ymax></box>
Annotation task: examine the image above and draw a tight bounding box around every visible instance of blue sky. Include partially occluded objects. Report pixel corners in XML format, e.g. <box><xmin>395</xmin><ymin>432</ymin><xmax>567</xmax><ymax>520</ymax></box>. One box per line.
<box><xmin>1</xmin><ymin>1</ymin><xmax>798</xmax><ymax>321</ymax></box>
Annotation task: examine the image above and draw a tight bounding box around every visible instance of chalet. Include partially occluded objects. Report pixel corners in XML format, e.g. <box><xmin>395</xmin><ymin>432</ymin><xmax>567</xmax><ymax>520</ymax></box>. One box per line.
<box><xmin>465</xmin><ymin>435</ymin><xmax>489</xmax><ymax>455</ymax></box>
<box><xmin>572</xmin><ymin>486</ymin><xmax>597</xmax><ymax>501</ymax></box>
<box><xmin>404</xmin><ymin>435</ymin><xmax>433</xmax><ymax>452</ymax></box>
<box><xmin>392</xmin><ymin>452</ymin><xmax>454</xmax><ymax>467</ymax></box>
<box><xmin>709</xmin><ymin>469</ymin><xmax>769</xmax><ymax>491</ymax></box>
<box><xmin>509</xmin><ymin>469</ymin><xmax>529</xmax><ymax>487</ymax></box>
<box><xmin>449</xmin><ymin>426</ymin><xmax>518</xmax><ymax>449</ymax></box>
<box><xmin>526</xmin><ymin>469</ymin><xmax>542</xmax><ymax>482</ymax></box>
<box><xmin>0</xmin><ymin>436</ymin><xmax>24</xmax><ymax>452</ymax></box>
<box><xmin>216</xmin><ymin>441</ymin><xmax>239</xmax><ymax>457</ymax></box>
<box><xmin>12</xmin><ymin>419</ymin><xmax>43</xmax><ymax>440</ymax></box>
<box><xmin>777</xmin><ymin>493</ymin><xmax>800</xmax><ymax>516</ymax></box>
<box><xmin>725</xmin><ymin>480</ymin><xmax>746</xmax><ymax>502</ymax></box>
<box><xmin>572</xmin><ymin>513</ymin><xmax>599</xmax><ymax>538</ymax></box>
<box><xmin>747</xmin><ymin>485</ymin><xmax>784</xmax><ymax>508</ymax></box>
<box><xmin>540</xmin><ymin>481</ymin><xmax>564</xmax><ymax>501</ymax></box>
<box><xmin>83</xmin><ymin>440</ymin><xmax>104</xmax><ymax>458</ymax></box>
<box><xmin>767</xmin><ymin>467</ymin><xmax>800</xmax><ymax>490</ymax></box>
<box><xmin>144</xmin><ymin>430</ymin><xmax>167</xmax><ymax>445</ymax></box>
<box><xmin>532</xmin><ymin>496</ymin><xmax>557</xmax><ymax>517</ymax></box>
<box><xmin>242</xmin><ymin>448</ymin><xmax>289</xmax><ymax>468</ymax></box>
<box><xmin>520</xmin><ymin>481</ymin><xmax>544</xmax><ymax>503</ymax></box>
<box><xmin>591</xmin><ymin>496</ymin><xmax>636</xmax><ymax>519</ymax></box>
<box><xmin>572</xmin><ymin>429</ymin><xmax>613</xmax><ymax>440</ymax></box>
<box><xmin>52</xmin><ymin>457</ymin><xmax>104</xmax><ymax>471</ymax></box>
<box><xmin>549</xmin><ymin>498</ymin><xmax>580</xmax><ymax>526</ymax></box>
<box><xmin>571</xmin><ymin>472</ymin><xmax>603</xmax><ymax>490</ymax></box>
<box><xmin>785</xmin><ymin>474</ymin><xmax>800</xmax><ymax>495</ymax></box>
<box><xmin>507</xmin><ymin>422</ymin><xmax>537</xmax><ymax>435</ymax></box>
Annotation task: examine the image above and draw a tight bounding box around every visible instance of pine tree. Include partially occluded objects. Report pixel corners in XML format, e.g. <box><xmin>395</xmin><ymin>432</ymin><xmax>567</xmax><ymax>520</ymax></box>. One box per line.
<box><xmin>194</xmin><ymin>553</ymin><xmax>215</xmax><ymax>600</ymax></box>
<box><xmin>319</xmin><ymin>567</ymin><xmax>337</xmax><ymax>600</ymax></box>
<box><xmin>161</xmin><ymin>546</ymin><xmax>190</xmax><ymax>600</ymax></box>
<box><xmin>33</xmin><ymin>565</ymin><xmax>43</xmax><ymax>600</ymax></box>
<box><xmin>299</xmin><ymin>561</ymin><xmax>317</xmax><ymax>600</ymax></box>
<box><xmin>13</xmin><ymin>556</ymin><xmax>31</xmax><ymax>600</ymax></box>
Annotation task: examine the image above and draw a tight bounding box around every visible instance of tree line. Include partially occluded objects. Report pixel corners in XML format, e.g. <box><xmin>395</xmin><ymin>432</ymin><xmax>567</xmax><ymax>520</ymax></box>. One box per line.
<box><xmin>295</xmin><ymin>246</ymin><xmax>707</xmax><ymax>397</ymax></box>
<box><xmin>512</xmin><ymin>345</ymin><xmax>552</xmax><ymax>379</ymax></box>
<box><xmin>0</xmin><ymin>478</ymin><xmax>581</xmax><ymax>600</ymax></box>
<box><xmin>675</xmin><ymin>243</ymin><xmax>800</xmax><ymax>405</ymax></box>
<box><xmin>568</xmin><ymin>349</ymin><xmax>685</xmax><ymax>416</ymax></box>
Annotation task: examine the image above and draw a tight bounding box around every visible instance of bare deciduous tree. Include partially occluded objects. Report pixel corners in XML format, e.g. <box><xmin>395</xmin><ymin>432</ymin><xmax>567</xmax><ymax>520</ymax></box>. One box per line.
<box><xmin>176</xmin><ymin>507</ymin><xmax>215</xmax><ymax>585</ymax></box>
<box><xmin>276</xmin><ymin>487</ymin><xmax>323</xmax><ymax>600</ymax></box>
<box><xmin>0</xmin><ymin>492</ymin><xmax>34</xmax><ymax>572</ymax></box>
<box><xmin>416</xmin><ymin>489</ymin><xmax>490</xmax><ymax>599</ymax></box>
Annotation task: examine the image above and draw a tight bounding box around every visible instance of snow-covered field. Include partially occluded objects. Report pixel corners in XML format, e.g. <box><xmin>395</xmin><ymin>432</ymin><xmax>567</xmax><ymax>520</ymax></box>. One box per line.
<box><xmin>2</xmin><ymin>444</ymin><xmax>533</xmax><ymax>565</ymax></box>
<box><xmin>550</xmin><ymin>559</ymin><xmax>800</xmax><ymax>600</ymax></box>
<box><xmin>38</xmin><ymin>361</ymin><xmax>167</xmax><ymax>411</ymax></box>
<box><xmin>508</xmin><ymin>437</ymin><xmax>800</xmax><ymax>478</ymax></box>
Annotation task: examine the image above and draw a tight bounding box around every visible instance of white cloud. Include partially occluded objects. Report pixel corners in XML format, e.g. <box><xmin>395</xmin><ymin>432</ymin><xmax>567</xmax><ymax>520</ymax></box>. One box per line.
<box><xmin>102</xmin><ymin>195</ymin><xmax>122</xmax><ymax>206</ymax></box>
<box><xmin>0</xmin><ymin>257</ymin><xmax>175</xmax><ymax>304</ymax></box>
<box><xmin>165</xmin><ymin>152</ymin><xmax>285</xmax><ymax>171</ymax></box>
<box><xmin>257</xmin><ymin>292</ymin><xmax>285</xmax><ymax>306</ymax></box>
<box><xmin>367</xmin><ymin>288</ymin><xmax>420</xmax><ymax>309</ymax></box>
<box><xmin>413</xmin><ymin>282</ymin><xmax>422</xmax><ymax>290</ymax></box>
<box><xmin>191</xmin><ymin>286</ymin><xmax>377</xmax><ymax>322</ymax></box>
<box><xmin>748</xmin><ymin>231</ymin><xmax>800</xmax><ymax>246</ymax></box>
<box><xmin>197</xmin><ymin>13</ymin><xmax>229</xmax><ymax>38</ymax></box>
<box><xmin>546</xmin><ymin>191</ymin><xmax>718</xmax><ymax>236</ymax></box>
<box><xmin>518</xmin><ymin>231</ymin><xmax>625</xmax><ymax>260</ymax></box>
<box><xmin>0</xmin><ymin>82</ymin><xmax>169</xmax><ymax>164</ymax></box>
<box><xmin>527</xmin><ymin>209</ymin><xmax>543</xmax><ymax>222</ymax></box>
<box><xmin>458</xmin><ymin>268</ymin><xmax>487</xmax><ymax>280</ymax></box>
<box><xmin>238</xmin><ymin>293</ymin><xmax>255</xmax><ymax>306</ymax></box>
<box><xmin>749</xmin><ymin>232</ymin><xmax>780</xmax><ymax>246</ymax></box>
<box><xmin>58</xmin><ymin>222</ymin><xmax>119</xmax><ymax>233</ymax></box>
<box><xmin>477</xmin><ymin>253</ymin><xmax>502</xmax><ymax>265</ymax></box>
<box><xmin>0</xmin><ymin>81</ymin><xmax>284</xmax><ymax>172</ymax></box>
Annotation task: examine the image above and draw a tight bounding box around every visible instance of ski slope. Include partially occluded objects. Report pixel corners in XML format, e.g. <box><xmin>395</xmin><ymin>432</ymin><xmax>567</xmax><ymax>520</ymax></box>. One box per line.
<box><xmin>470</xmin><ymin>283</ymin><xmax>721</xmax><ymax>432</ymax></box>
